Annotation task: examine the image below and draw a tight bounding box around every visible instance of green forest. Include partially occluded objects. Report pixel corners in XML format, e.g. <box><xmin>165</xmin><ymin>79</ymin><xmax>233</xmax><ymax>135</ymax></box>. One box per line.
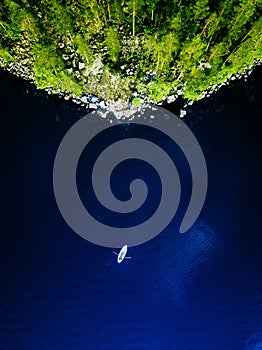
<box><xmin>0</xmin><ymin>0</ymin><xmax>261</xmax><ymax>107</ymax></box>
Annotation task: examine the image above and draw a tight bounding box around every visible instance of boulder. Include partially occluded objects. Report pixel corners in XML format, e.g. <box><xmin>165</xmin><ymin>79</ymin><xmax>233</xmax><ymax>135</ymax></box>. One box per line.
<box><xmin>78</xmin><ymin>62</ymin><xmax>85</xmax><ymax>70</ymax></box>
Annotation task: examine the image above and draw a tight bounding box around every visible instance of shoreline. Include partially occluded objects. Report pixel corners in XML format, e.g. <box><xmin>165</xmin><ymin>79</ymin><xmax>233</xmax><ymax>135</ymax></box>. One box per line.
<box><xmin>1</xmin><ymin>61</ymin><xmax>261</xmax><ymax>122</ymax></box>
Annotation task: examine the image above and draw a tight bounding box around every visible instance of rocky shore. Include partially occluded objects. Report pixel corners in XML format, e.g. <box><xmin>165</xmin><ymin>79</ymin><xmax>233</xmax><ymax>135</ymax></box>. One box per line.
<box><xmin>1</xmin><ymin>48</ymin><xmax>261</xmax><ymax>120</ymax></box>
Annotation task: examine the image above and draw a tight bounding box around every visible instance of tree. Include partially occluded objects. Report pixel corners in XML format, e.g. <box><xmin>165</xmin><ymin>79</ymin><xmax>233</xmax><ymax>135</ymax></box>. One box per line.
<box><xmin>0</xmin><ymin>0</ymin><xmax>261</xmax><ymax>106</ymax></box>
<box><xmin>126</xmin><ymin>0</ymin><xmax>144</xmax><ymax>36</ymax></box>
<box><xmin>104</xmin><ymin>26</ymin><xmax>121</xmax><ymax>62</ymax></box>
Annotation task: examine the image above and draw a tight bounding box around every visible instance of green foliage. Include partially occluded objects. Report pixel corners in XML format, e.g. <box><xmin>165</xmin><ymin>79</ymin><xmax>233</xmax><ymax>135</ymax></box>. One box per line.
<box><xmin>125</xmin><ymin>0</ymin><xmax>145</xmax><ymax>35</ymax></box>
<box><xmin>143</xmin><ymin>32</ymin><xmax>180</xmax><ymax>72</ymax></box>
<box><xmin>226</xmin><ymin>16</ymin><xmax>262</xmax><ymax>72</ymax></box>
<box><xmin>73</xmin><ymin>34</ymin><xmax>93</xmax><ymax>65</ymax></box>
<box><xmin>0</xmin><ymin>1</ymin><xmax>37</xmax><ymax>41</ymax></box>
<box><xmin>0</xmin><ymin>43</ymin><xmax>13</xmax><ymax>65</ymax></box>
<box><xmin>147</xmin><ymin>79</ymin><xmax>174</xmax><ymax>102</ymax></box>
<box><xmin>132</xmin><ymin>97</ymin><xmax>142</xmax><ymax>106</ymax></box>
<box><xmin>193</xmin><ymin>0</ymin><xmax>209</xmax><ymax>22</ymax></box>
<box><xmin>0</xmin><ymin>0</ymin><xmax>261</xmax><ymax>105</ymax></box>
<box><xmin>179</xmin><ymin>35</ymin><xmax>207</xmax><ymax>73</ymax></box>
<box><xmin>32</xmin><ymin>44</ymin><xmax>63</xmax><ymax>85</ymax></box>
<box><xmin>32</xmin><ymin>43</ymin><xmax>82</xmax><ymax>95</ymax></box>
<box><xmin>105</xmin><ymin>27</ymin><xmax>121</xmax><ymax>63</ymax></box>
<box><xmin>227</xmin><ymin>0</ymin><xmax>258</xmax><ymax>43</ymax></box>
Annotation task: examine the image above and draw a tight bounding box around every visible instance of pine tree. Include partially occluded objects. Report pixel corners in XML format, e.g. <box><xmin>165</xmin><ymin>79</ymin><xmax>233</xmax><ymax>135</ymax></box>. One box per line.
<box><xmin>0</xmin><ymin>0</ymin><xmax>261</xmax><ymax>105</ymax></box>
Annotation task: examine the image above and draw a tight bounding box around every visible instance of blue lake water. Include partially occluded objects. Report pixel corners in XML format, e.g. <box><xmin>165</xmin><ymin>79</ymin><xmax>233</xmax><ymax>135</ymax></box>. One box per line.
<box><xmin>1</xmin><ymin>68</ymin><xmax>262</xmax><ymax>350</ymax></box>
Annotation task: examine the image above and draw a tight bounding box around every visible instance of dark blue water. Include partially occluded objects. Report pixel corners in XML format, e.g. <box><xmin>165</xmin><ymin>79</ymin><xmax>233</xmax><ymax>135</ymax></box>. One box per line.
<box><xmin>1</xmin><ymin>68</ymin><xmax>261</xmax><ymax>350</ymax></box>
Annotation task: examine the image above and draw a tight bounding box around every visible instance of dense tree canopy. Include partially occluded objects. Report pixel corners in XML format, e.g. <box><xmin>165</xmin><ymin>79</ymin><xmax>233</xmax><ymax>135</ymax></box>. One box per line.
<box><xmin>0</xmin><ymin>0</ymin><xmax>261</xmax><ymax>106</ymax></box>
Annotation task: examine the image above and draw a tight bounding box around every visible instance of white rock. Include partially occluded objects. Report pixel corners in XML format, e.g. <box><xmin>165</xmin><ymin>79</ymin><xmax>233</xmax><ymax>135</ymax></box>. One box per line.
<box><xmin>167</xmin><ymin>95</ymin><xmax>176</xmax><ymax>103</ymax></box>
<box><xmin>97</xmin><ymin>111</ymin><xmax>108</xmax><ymax>118</ymax></box>
<box><xmin>73</xmin><ymin>99</ymin><xmax>81</xmax><ymax>104</ymax></box>
<box><xmin>78</xmin><ymin>62</ymin><xmax>85</xmax><ymax>70</ymax></box>
<box><xmin>91</xmin><ymin>96</ymin><xmax>99</xmax><ymax>102</ymax></box>
<box><xmin>80</xmin><ymin>96</ymin><xmax>88</xmax><ymax>103</ymax></box>
<box><xmin>98</xmin><ymin>100</ymin><xmax>106</xmax><ymax>108</ymax></box>
<box><xmin>179</xmin><ymin>109</ymin><xmax>187</xmax><ymax>118</ymax></box>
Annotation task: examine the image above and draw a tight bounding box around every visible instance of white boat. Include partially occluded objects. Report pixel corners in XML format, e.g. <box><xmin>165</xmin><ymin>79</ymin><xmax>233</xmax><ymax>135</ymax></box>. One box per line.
<box><xmin>113</xmin><ymin>245</ymin><xmax>131</xmax><ymax>263</ymax></box>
